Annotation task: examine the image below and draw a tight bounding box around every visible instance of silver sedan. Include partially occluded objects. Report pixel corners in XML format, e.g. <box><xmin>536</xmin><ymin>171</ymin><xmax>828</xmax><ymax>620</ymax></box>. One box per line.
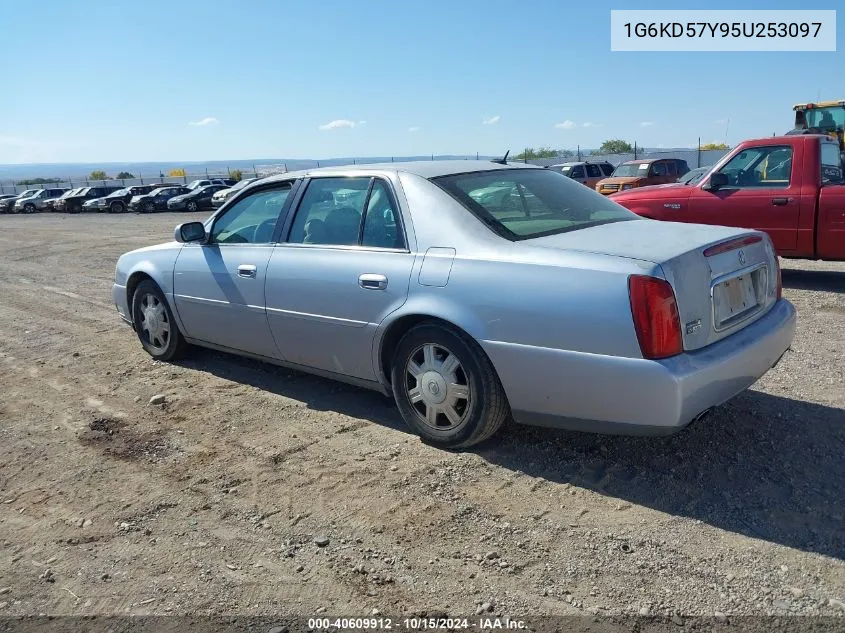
<box><xmin>113</xmin><ymin>161</ymin><xmax>796</xmax><ymax>447</ymax></box>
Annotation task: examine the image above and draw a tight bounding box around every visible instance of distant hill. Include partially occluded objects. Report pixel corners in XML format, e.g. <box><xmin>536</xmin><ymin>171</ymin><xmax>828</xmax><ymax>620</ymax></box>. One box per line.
<box><xmin>0</xmin><ymin>155</ymin><xmax>497</xmax><ymax>182</ymax></box>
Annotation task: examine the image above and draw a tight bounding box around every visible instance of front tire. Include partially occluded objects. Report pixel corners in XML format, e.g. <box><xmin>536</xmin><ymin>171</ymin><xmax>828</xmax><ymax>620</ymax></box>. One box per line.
<box><xmin>110</xmin><ymin>201</ymin><xmax>124</xmax><ymax>214</ymax></box>
<box><xmin>186</xmin><ymin>200</ymin><xmax>198</xmax><ymax>212</ymax></box>
<box><xmin>144</xmin><ymin>201</ymin><xmax>155</xmax><ymax>213</ymax></box>
<box><xmin>24</xmin><ymin>203</ymin><xmax>35</xmax><ymax>214</ymax></box>
<box><xmin>131</xmin><ymin>280</ymin><xmax>188</xmax><ymax>361</ymax></box>
<box><xmin>391</xmin><ymin>322</ymin><xmax>509</xmax><ymax>448</ymax></box>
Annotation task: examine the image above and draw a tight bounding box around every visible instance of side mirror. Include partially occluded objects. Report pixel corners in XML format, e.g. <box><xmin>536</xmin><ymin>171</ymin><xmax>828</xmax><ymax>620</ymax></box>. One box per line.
<box><xmin>175</xmin><ymin>221</ymin><xmax>206</xmax><ymax>243</ymax></box>
<box><xmin>703</xmin><ymin>171</ymin><xmax>729</xmax><ymax>191</ymax></box>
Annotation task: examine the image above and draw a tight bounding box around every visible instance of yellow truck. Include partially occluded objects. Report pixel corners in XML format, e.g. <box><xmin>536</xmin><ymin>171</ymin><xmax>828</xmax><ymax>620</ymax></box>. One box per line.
<box><xmin>791</xmin><ymin>100</ymin><xmax>845</xmax><ymax>150</ymax></box>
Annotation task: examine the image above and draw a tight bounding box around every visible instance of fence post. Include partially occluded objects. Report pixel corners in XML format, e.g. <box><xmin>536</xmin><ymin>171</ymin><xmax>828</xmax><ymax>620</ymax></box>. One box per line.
<box><xmin>634</xmin><ymin>142</ymin><xmax>638</xmax><ymax>160</ymax></box>
<box><xmin>697</xmin><ymin>137</ymin><xmax>701</xmax><ymax>168</ymax></box>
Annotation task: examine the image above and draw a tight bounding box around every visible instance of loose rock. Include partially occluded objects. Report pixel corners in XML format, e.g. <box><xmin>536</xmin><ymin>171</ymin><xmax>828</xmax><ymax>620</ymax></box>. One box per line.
<box><xmin>149</xmin><ymin>394</ymin><xmax>166</xmax><ymax>406</ymax></box>
<box><xmin>314</xmin><ymin>535</ymin><xmax>330</xmax><ymax>547</ymax></box>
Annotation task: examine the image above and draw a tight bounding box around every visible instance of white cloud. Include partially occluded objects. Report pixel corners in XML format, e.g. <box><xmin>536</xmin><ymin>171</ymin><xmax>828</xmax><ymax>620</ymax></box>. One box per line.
<box><xmin>640</xmin><ymin>121</ymin><xmax>655</xmax><ymax>127</ymax></box>
<box><xmin>318</xmin><ymin>119</ymin><xmax>358</xmax><ymax>131</ymax></box>
<box><xmin>554</xmin><ymin>120</ymin><xmax>576</xmax><ymax>130</ymax></box>
<box><xmin>715</xmin><ymin>118</ymin><xmax>729</xmax><ymax>124</ymax></box>
<box><xmin>482</xmin><ymin>115</ymin><xmax>501</xmax><ymax>125</ymax></box>
<box><xmin>408</xmin><ymin>126</ymin><xmax>420</xmax><ymax>132</ymax></box>
<box><xmin>582</xmin><ymin>122</ymin><xmax>599</xmax><ymax>128</ymax></box>
<box><xmin>189</xmin><ymin>117</ymin><xmax>219</xmax><ymax>127</ymax></box>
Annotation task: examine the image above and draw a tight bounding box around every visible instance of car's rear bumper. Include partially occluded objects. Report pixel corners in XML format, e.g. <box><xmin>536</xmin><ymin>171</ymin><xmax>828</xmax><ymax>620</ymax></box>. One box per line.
<box><xmin>482</xmin><ymin>299</ymin><xmax>796</xmax><ymax>435</ymax></box>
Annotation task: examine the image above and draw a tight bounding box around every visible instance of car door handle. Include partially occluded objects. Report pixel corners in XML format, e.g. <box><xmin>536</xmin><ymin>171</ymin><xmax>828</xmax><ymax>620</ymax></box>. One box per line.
<box><xmin>771</xmin><ymin>197</ymin><xmax>790</xmax><ymax>206</ymax></box>
<box><xmin>359</xmin><ymin>273</ymin><xmax>388</xmax><ymax>290</ymax></box>
<box><xmin>237</xmin><ymin>264</ymin><xmax>257</xmax><ymax>279</ymax></box>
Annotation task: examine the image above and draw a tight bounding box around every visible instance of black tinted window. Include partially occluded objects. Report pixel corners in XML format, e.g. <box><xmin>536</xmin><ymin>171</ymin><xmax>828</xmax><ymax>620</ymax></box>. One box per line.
<box><xmin>585</xmin><ymin>164</ymin><xmax>602</xmax><ymax>178</ymax></box>
<box><xmin>434</xmin><ymin>169</ymin><xmax>637</xmax><ymax>240</ymax></box>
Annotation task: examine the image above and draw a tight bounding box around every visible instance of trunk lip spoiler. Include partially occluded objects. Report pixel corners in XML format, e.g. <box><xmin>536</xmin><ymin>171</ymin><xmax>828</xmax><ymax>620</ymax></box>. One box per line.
<box><xmin>703</xmin><ymin>234</ymin><xmax>763</xmax><ymax>258</ymax></box>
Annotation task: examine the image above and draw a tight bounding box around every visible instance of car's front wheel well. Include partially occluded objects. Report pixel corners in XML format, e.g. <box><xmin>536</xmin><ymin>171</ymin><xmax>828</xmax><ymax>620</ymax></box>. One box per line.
<box><xmin>379</xmin><ymin>314</ymin><xmax>475</xmax><ymax>385</ymax></box>
<box><xmin>126</xmin><ymin>272</ymin><xmax>155</xmax><ymax>311</ymax></box>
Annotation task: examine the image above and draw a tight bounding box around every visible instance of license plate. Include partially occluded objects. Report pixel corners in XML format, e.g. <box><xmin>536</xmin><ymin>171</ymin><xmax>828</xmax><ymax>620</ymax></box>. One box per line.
<box><xmin>714</xmin><ymin>273</ymin><xmax>759</xmax><ymax>328</ymax></box>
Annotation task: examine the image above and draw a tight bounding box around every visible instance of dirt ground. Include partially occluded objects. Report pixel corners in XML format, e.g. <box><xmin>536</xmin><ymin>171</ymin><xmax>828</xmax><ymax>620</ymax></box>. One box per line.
<box><xmin>0</xmin><ymin>212</ymin><xmax>843</xmax><ymax>622</ymax></box>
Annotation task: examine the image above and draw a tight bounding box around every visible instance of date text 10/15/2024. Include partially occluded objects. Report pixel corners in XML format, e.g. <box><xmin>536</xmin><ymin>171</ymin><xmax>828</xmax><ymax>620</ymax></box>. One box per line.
<box><xmin>307</xmin><ymin>617</ymin><xmax>527</xmax><ymax>630</ymax></box>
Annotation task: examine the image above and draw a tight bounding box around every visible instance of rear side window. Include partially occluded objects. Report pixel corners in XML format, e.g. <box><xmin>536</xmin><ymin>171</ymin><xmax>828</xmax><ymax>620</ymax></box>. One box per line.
<box><xmin>570</xmin><ymin>165</ymin><xmax>585</xmax><ymax>179</ymax></box>
<box><xmin>288</xmin><ymin>177</ymin><xmax>405</xmax><ymax>249</ymax></box>
<box><xmin>433</xmin><ymin>168</ymin><xmax>637</xmax><ymax>241</ymax></box>
<box><xmin>821</xmin><ymin>142</ymin><xmax>843</xmax><ymax>184</ymax></box>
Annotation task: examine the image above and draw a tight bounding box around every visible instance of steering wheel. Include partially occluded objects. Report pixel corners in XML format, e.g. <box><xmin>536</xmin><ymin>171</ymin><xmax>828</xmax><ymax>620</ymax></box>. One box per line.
<box><xmin>253</xmin><ymin>218</ymin><xmax>277</xmax><ymax>243</ymax></box>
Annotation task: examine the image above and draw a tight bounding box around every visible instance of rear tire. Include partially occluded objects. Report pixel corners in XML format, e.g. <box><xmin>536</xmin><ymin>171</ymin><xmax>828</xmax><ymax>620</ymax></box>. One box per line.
<box><xmin>131</xmin><ymin>280</ymin><xmax>188</xmax><ymax>361</ymax></box>
<box><xmin>391</xmin><ymin>322</ymin><xmax>509</xmax><ymax>448</ymax></box>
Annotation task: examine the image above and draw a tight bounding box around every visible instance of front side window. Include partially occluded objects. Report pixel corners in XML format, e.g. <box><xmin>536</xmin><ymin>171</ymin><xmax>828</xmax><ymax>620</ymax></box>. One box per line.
<box><xmin>434</xmin><ymin>168</ymin><xmax>637</xmax><ymax>240</ymax></box>
<box><xmin>650</xmin><ymin>162</ymin><xmax>667</xmax><ymax>177</ymax></box>
<box><xmin>585</xmin><ymin>164</ymin><xmax>602</xmax><ymax>178</ymax></box>
<box><xmin>718</xmin><ymin>146</ymin><xmax>793</xmax><ymax>188</ymax></box>
<box><xmin>211</xmin><ymin>184</ymin><xmax>292</xmax><ymax>244</ymax></box>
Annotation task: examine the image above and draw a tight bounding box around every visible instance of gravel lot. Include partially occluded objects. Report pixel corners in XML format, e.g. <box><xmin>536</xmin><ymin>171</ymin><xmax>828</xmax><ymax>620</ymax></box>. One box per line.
<box><xmin>0</xmin><ymin>212</ymin><xmax>843</xmax><ymax>621</ymax></box>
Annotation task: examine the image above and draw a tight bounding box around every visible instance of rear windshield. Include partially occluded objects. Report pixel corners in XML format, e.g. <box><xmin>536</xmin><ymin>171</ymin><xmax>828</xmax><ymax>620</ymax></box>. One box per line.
<box><xmin>432</xmin><ymin>168</ymin><xmax>637</xmax><ymax>240</ymax></box>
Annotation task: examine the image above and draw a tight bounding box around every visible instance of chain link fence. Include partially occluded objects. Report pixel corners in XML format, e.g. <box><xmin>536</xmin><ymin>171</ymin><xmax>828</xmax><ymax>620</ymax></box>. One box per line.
<box><xmin>0</xmin><ymin>147</ymin><xmax>733</xmax><ymax>194</ymax></box>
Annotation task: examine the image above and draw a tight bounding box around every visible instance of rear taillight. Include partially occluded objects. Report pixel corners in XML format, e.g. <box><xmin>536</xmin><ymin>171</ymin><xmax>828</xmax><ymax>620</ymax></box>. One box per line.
<box><xmin>628</xmin><ymin>275</ymin><xmax>683</xmax><ymax>360</ymax></box>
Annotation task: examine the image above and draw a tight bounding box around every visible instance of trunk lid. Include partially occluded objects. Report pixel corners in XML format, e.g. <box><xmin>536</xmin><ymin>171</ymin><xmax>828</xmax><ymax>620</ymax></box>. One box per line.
<box><xmin>529</xmin><ymin>219</ymin><xmax>780</xmax><ymax>351</ymax></box>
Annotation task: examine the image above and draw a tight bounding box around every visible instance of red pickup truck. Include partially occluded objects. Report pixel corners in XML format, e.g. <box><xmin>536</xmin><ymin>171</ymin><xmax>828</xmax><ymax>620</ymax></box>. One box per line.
<box><xmin>609</xmin><ymin>134</ymin><xmax>845</xmax><ymax>261</ymax></box>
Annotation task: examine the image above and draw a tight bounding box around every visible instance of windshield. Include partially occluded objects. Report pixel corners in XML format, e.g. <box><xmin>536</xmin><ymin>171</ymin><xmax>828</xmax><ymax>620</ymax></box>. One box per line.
<box><xmin>611</xmin><ymin>164</ymin><xmax>648</xmax><ymax>177</ymax></box>
<box><xmin>232</xmin><ymin>179</ymin><xmax>254</xmax><ymax>190</ymax></box>
<box><xmin>433</xmin><ymin>168</ymin><xmax>637</xmax><ymax>241</ymax></box>
<box><xmin>805</xmin><ymin>106</ymin><xmax>845</xmax><ymax>130</ymax></box>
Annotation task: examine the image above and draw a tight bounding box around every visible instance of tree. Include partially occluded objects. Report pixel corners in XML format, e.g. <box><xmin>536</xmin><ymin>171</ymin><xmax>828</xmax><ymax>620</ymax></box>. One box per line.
<box><xmin>595</xmin><ymin>139</ymin><xmax>634</xmax><ymax>154</ymax></box>
<box><xmin>699</xmin><ymin>142</ymin><xmax>730</xmax><ymax>150</ymax></box>
<box><xmin>90</xmin><ymin>170</ymin><xmax>109</xmax><ymax>180</ymax></box>
<box><xmin>514</xmin><ymin>147</ymin><xmax>560</xmax><ymax>160</ymax></box>
<box><xmin>168</xmin><ymin>168</ymin><xmax>186</xmax><ymax>177</ymax></box>
<box><xmin>230</xmin><ymin>169</ymin><xmax>243</xmax><ymax>182</ymax></box>
<box><xmin>115</xmin><ymin>171</ymin><xmax>135</xmax><ymax>179</ymax></box>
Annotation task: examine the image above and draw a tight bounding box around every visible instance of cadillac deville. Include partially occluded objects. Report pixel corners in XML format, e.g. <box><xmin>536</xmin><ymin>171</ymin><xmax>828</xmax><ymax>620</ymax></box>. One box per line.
<box><xmin>113</xmin><ymin>161</ymin><xmax>795</xmax><ymax>447</ymax></box>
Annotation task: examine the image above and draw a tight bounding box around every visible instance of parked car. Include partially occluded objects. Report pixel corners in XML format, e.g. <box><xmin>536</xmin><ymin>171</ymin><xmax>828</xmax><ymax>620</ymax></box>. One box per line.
<box><xmin>167</xmin><ymin>184</ymin><xmax>227</xmax><ymax>211</ymax></box>
<box><xmin>186</xmin><ymin>178</ymin><xmax>236</xmax><ymax>190</ymax></box>
<box><xmin>212</xmin><ymin>178</ymin><xmax>259</xmax><ymax>207</ymax></box>
<box><xmin>550</xmin><ymin>161</ymin><xmax>614</xmax><ymax>189</ymax></box>
<box><xmin>677</xmin><ymin>166</ymin><xmax>710</xmax><ymax>185</ymax></box>
<box><xmin>0</xmin><ymin>189</ymin><xmax>41</xmax><ymax>213</ymax></box>
<box><xmin>130</xmin><ymin>186</ymin><xmax>191</xmax><ymax>213</ymax></box>
<box><xmin>14</xmin><ymin>188</ymin><xmax>68</xmax><ymax>213</ymax></box>
<box><xmin>113</xmin><ymin>161</ymin><xmax>795</xmax><ymax>448</ymax></box>
<box><xmin>0</xmin><ymin>193</ymin><xmax>17</xmax><ymax>202</ymax></box>
<box><xmin>98</xmin><ymin>184</ymin><xmax>174</xmax><ymax>214</ymax></box>
<box><xmin>596</xmin><ymin>158</ymin><xmax>690</xmax><ymax>195</ymax></box>
<box><xmin>56</xmin><ymin>185</ymin><xmax>122</xmax><ymax>213</ymax></box>
<box><xmin>610</xmin><ymin>134</ymin><xmax>845</xmax><ymax>260</ymax></box>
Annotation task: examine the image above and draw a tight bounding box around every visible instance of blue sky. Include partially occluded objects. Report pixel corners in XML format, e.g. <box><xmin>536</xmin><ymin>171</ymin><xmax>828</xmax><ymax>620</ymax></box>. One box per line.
<box><xmin>0</xmin><ymin>0</ymin><xmax>842</xmax><ymax>164</ymax></box>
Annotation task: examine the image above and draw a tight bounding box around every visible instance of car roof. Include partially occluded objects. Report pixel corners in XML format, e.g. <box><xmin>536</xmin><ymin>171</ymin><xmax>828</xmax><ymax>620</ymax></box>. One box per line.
<box><xmin>259</xmin><ymin>160</ymin><xmax>541</xmax><ymax>185</ymax></box>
